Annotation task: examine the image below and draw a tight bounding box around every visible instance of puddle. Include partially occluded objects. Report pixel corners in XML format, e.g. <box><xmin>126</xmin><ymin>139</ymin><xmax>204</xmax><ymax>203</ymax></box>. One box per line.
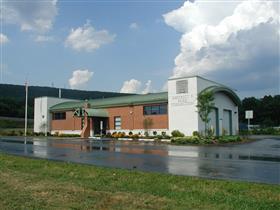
<box><xmin>0</xmin><ymin>137</ymin><xmax>279</xmax><ymax>184</ymax></box>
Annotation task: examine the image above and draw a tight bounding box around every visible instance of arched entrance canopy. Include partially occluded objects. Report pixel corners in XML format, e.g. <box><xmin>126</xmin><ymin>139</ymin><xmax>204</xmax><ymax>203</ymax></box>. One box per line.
<box><xmin>200</xmin><ymin>86</ymin><xmax>241</xmax><ymax>105</ymax></box>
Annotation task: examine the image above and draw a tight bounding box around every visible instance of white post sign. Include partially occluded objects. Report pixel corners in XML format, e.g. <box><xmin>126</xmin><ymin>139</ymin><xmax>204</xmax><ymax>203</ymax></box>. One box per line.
<box><xmin>245</xmin><ymin>110</ymin><xmax>253</xmax><ymax>130</ymax></box>
<box><xmin>245</xmin><ymin>110</ymin><xmax>253</xmax><ymax>119</ymax></box>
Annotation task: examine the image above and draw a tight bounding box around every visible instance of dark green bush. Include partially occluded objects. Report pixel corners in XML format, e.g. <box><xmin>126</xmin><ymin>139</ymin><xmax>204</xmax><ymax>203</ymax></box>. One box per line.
<box><xmin>201</xmin><ymin>138</ymin><xmax>213</xmax><ymax>144</ymax></box>
<box><xmin>171</xmin><ymin>130</ymin><xmax>185</xmax><ymax>137</ymax></box>
<box><xmin>240</xmin><ymin>127</ymin><xmax>280</xmax><ymax>135</ymax></box>
<box><xmin>171</xmin><ymin>135</ymin><xmax>242</xmax><ymax>145</ymax></box>
<box><xmin>105</xmin><ymin>132</ymin><xmax>112</xmax><ymax>138</ymax></box>
<box><xmin>171</xmin><ymin>136</ymin><xmax>200</xmax><ymax>144</ymax></box>
<box><xmin>192</xmin><ymin>131</ymin><xmax>200</xmax><ymax>137</ymax></box>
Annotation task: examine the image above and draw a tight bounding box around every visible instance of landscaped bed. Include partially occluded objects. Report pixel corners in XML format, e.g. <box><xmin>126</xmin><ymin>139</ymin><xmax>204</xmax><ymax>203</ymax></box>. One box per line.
<box><xmin>0</xmin><ymin>153</ymin><xmax>279</xmax><ymax>210</ymax></box>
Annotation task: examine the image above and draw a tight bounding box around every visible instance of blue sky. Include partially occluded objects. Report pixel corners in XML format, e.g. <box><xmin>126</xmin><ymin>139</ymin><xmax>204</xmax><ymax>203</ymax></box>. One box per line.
<box><xmin>1</xmin><ymin>0</ymin><xmax>279</xmax><ymax>98</ymax></box>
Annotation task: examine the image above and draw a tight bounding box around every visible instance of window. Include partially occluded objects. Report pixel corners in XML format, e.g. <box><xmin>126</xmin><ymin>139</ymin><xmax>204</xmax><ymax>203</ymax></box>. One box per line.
<box><xmin>176</xmin><ymin>80</ymin><xmax>188</xmax><ymax>94</ymax></box>
<box><xmin>52</xmin><ymin>112</ymin><xmax>66</xmax><ymax>120</ymax></box>
<box><xmin>114</xmin><ymin>116</ymin><xmax>121</xmax><ymax>130</ymax></box>
<box><xmin>143</xmin><ymin>104</ymin><xmax>167</xmax><ymax>115</ymax></box>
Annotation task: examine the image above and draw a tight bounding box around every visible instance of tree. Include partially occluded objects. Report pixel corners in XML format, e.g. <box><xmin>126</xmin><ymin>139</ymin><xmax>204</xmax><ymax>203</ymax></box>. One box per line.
<box><xmin>197</xmin><ymin>91</ymin><xmax>215</xmax><ymax>136</ymax></box>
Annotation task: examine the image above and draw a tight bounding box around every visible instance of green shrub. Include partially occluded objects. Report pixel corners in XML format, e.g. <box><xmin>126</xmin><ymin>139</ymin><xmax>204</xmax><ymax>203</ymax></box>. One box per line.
<box><xmin>192</xmin><ymin>131</ymin><xmax>200</xmax><ymax>137</ymax></box>
<box><xmin>155</xmin><ymin>135</ymin><xmax>163</xmax><ymax>140</ymax></box>
<box><xmin>171</xmin><ymin>135</ymin><xmax>242</xmax><ymax>145</ymax></box>
<box><xmin>18</xmin><ymin>130</ymin><xmax>24</xmax><ymax>136</ymax></box>
<box><xmin>105</xmin><ymin>132</ymin><xmax>112</xmax><ymax>138</ymax></box>
<box><xmin>171</xmin><ymin>136</ymin><xmax>200</xmax><ymax>144</ymax></box>
<box><xmin>201</xmin><ymin>138</ymin><xmax>213</xmax><ymax>144</ymax></box>
<box><xmin>218</xmin><ymin>135</ymin><xmax>241</xmax><ymax>143</ymax></box>
<box><xmin>240</xmin><ymin>127</ymin><xmax>280</xmax><ymax>136</ymax></box>
<box><xmin>252</xmin><ymin>127</ymin><xmax>280</xmax><ymax>135</ymax></box>
<box><xmin>171</xmin><ymin>130</ymin><xmax>185</xmax><ymax>137</ymax></box>
<box><xmin>10</xmin><ymin>130</ymin><xmax>16</xmax><ymax>136</ymax></box>
<box><xmin>144</xmin><ymin>131</ymin><xmax>149</xmax><ymax>137</ymax></box>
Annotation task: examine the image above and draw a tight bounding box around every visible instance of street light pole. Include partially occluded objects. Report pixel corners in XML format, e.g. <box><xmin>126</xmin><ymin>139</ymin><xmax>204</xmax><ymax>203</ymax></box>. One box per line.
<box><xmin>24</xmin><ymin>81</ymin><xmax>28</xmax><ymax>138</ymax></box>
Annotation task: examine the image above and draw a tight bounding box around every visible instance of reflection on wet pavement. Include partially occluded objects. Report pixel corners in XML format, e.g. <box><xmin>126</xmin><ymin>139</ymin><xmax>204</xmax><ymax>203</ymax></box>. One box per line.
<box><xmin>0</xmin><ymin>136</ymin><xmax>279</xmax><ymax>184</ymax></box>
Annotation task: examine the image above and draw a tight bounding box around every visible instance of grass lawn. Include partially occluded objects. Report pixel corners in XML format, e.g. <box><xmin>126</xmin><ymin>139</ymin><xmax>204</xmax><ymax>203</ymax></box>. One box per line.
<box><xmin>0</xmin><ymin>153</ymin><xmax>279</xmax><ymax>210</ymax></box>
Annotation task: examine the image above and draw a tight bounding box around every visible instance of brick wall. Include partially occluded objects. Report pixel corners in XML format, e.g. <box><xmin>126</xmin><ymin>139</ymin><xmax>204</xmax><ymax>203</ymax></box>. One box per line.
<box><xmin>50</xmin><ymin>103</ymin><xmax>168</xmax><ymax>132</ymax></box>
<box><xmin>51</xmin><ymin>111</ymin><xmax>82</xmax><ymax>131</ymax></box>
<box><xmin>107</xmin><ymin>104</ymin><xmax>168</xmax><ymax>130</ymax></box>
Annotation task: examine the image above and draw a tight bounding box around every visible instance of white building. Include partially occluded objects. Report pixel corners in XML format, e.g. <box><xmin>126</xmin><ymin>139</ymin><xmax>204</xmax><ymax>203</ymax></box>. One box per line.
<box><xmin>168</xmin><ymin>76</ymin><xmax>239</xmax><ymax>136</ymax></box>
<box><xmin>34</xmin><ymin>76</ymin><xmax>240</xmax><ymax>137</ymax></box>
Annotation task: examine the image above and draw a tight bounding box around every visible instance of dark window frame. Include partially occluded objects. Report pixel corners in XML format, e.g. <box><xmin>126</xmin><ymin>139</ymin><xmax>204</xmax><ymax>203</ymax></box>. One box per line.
<box><xmin>143</xmin><ymin>104</ymin><xmax>168</xmax><ymax>115</ymax></box>
<box><xmin>52</xmin><ymin>112</ymin><xmax>66</xmax><ymax>120</ymax></box>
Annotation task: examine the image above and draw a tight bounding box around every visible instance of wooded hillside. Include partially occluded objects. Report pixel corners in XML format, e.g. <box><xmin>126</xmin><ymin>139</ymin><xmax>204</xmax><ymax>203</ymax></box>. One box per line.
<box><xmin>0</xmin><ymin>84</ymin><xmax>130</xmax><ymax>118</ymax></box>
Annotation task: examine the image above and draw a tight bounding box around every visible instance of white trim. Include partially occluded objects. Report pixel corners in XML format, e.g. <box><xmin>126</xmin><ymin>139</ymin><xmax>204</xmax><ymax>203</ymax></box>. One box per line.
<box><xmin>51</xmin><ymin>130</ymin><xmax>81</xmax><ymax>135</ymax></box>
<box><xmin>107</xmin><ymin>129</ymin><xmax>169</xmax><ymax>135</ymax></box>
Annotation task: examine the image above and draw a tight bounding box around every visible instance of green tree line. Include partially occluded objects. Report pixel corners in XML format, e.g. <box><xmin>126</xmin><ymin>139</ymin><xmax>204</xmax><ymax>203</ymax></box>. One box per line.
<box><xmin>239</xmin><ymin>95</ymin><xmax>280</xmax><ymax>126</ymax></box>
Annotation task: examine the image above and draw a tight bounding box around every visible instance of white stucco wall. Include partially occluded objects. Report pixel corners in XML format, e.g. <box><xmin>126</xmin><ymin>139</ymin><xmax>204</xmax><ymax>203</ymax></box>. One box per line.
<box><xmin>34</xmin><ymin>97</ymin><xmax>78</xmax><ymax>133</ymax></box>
<box><xmin>197</xmin><ymin>92</ymin><xmax>239</xmax><ymax>135</ymax></box>
<box><xmin>168</xmin><ymin>77</ymin><xmax>199</xmax><ymax>136</ymax></box>
<box><xmin>213</xmin><ymin>92</ymin><xmax>239</xmax><ymax>135</ymax></box>
<box><xmin>196</xmin><ymin>76</ymin><xmax>222</xmax><ymax>93</ymax></box>
<box><xmin>168</xmin><ymin>76</ymin><xmax>239</xmax><ymax>136</ymax></box>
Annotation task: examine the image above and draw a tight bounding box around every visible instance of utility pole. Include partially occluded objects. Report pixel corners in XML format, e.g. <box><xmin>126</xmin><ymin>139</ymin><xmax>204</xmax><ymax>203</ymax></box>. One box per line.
<box><xmin>24</xmin><ymin>81</ymin><xmax>28</xmax><ymax>138</ymax></box>
<box><xmin>59</xmin><ymin>88</ymin><xmax>61</xmax><ymax>98</ymax></box>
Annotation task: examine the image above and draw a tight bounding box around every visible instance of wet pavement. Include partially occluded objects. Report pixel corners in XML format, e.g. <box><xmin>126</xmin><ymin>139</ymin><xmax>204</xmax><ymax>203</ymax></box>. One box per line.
<box><xmin>0</xmin><ymin>136</ymin><xmax>279</xmax><ymax>184</ymax></box>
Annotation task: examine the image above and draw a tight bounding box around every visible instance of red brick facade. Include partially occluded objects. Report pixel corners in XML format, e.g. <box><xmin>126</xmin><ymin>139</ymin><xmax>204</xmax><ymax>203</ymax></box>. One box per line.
<box><xmin>51</xmin><ymin>103</ymin><xmax>168</xmax><ymax>132</ymax></box>
<box><xmin>51</xmin><ymin>111</ymin><xmax>82</xmax><ymax>131</ymax></box>
<box><xmin>106</xmin><ymin>104</ymin><xmax>168</xmax><ymax>130</ymax></box>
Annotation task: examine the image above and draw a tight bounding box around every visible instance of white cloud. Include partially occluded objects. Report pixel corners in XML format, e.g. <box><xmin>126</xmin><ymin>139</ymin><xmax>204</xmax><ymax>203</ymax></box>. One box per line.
<box><xmin>35</xmin><ymin>35</ymin><xmax>54</xmax><ymax>42</ymax></box>
<box><xmin>163</xmin><ymin>1</ymin><xmax>239</xmax><ymax>33</ymax></box>
<box><xmin>120</xmin><ymin>79</ymin><xmax>141</xmax><ymax>93</ymax></box>
<box><xmin>0</xmin><ymin>33</ymin><xmax>9</xmax><ymax>44</ymax></box>
<box><xmin>129</xmin><ymin>22</ymin><xmax>139</xmax><ymax>30</ymax></box>
<box><xmin>2</xmin><ymin>1</ymin><xmax>58</xmax><ymax>33</ymax></box>
<box><xmin>161</xmin><ymin>82</ymin><xmax>168</xmax><ymax>92</ymax></box>
<box><xmin>65</xmin><ymin>21</ymin><xmax>116</xmax><ymax>52</ymax></box>
<box><xmin>142</xmin><ymin>80</ymin><xmax>152</xmax><ymax>94</ymax></box>
<box><xmin>69</xmin><ymin>69</ymin><xmax>94</xmax><ymax>89</ymax></box>
<box><xmin>163</xmin><ymin>0</ymin><xmax>280</xmax><ymax>92</ymax></box>
<box><xmin>120</xmin><ymin>79</ymin><xmax>155</xmax><ymax>94</ymax></box>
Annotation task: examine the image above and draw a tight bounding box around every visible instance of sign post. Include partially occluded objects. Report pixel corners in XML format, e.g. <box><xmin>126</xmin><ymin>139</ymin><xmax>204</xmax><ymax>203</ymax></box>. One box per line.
<box><xmin>24</xmin><ymin>81</ymin><xmax>28</xmax><ymax>139</ymax></box>
<box><xmin>245</xmin><ymin>110</ymin><xmax>253</xmax><ymax>130</ymax></box>
<box><xmin>100</xmin><ymin>121</ymin><xmax>103</xmax><ymax>137</ymax></box>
